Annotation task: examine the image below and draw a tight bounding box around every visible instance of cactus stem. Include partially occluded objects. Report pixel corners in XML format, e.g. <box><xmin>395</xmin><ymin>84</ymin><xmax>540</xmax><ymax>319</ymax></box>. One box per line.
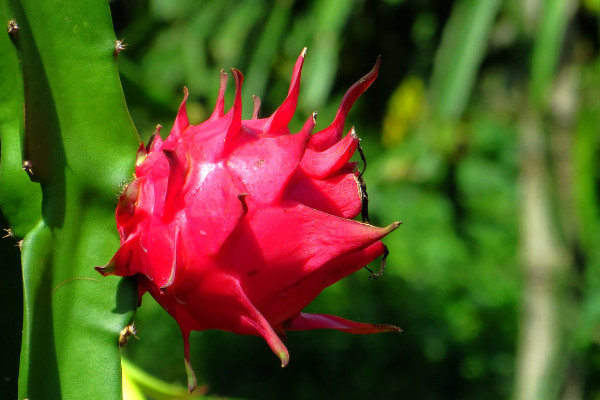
<box><xmin>115</xmin><ymin>38</ymin><xmax>126</xmax><ymax>55</ymax></box>
<box><xmin>51</xmin><ymin>277</ymin><xmax>101</xmax><ymax>296</ymax></box>
<box><xmin>7</xmin><ymin>20</ymin><xmax>19</xmax><ymax>35</ymax></box>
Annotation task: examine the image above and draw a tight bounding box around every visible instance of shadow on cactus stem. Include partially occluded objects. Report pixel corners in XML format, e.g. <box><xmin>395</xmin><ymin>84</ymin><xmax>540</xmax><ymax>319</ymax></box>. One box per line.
<box><xmin>26</xmin><ymin>247</ymin><xmax>60</xmax><ymax>399</ymax></box>
<box><xmin>10</xmin><ymin>6</ymin><xmax>67</xmax><ymax>229</ymax></box>
<box><xmin>113</xmin><ymin>276</ymin><xmax>139</xmax><ymax>315</ymax></box>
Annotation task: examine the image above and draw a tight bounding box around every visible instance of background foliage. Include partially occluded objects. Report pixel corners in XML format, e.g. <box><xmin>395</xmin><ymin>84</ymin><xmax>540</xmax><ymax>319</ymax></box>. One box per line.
<box><xmin>3</xmin><ymin>0</ymin><xmax>600</xmax><ymax>399</ymax></box>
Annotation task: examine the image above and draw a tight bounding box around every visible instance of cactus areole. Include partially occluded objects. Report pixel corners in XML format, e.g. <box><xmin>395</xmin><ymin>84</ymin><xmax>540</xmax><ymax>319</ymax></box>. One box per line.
<box><xmin>97</xmin><ymin>49</ymin><xmax>400</xmax><ymax>391</ymax></box>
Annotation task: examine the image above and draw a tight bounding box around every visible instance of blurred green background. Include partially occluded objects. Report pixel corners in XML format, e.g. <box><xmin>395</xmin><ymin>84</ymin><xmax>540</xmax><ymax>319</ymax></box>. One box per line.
<box><xmin>108</xmin><ymin>0</ymin><xmax>600</xmax><ymax>398</ymax></box>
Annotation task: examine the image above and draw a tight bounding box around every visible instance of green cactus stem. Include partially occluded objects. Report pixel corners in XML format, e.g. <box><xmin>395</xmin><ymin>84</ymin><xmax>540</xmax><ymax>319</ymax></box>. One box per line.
<box><xmin>1</xmin><ymin>1</ymin><xmax>140</xmax><ymax>398</ymax></box>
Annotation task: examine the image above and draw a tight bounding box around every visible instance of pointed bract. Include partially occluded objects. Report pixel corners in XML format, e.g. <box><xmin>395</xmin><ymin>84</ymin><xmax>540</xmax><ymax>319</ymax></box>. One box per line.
<box><xmin>223</xmin><ymin>68</ymin><xmax>244</xmax><ymax>156</ymax></box>
<box><xmin>300</xmin><ymin>127</ymin><xmax>359</xmax><ymax>179</ymax></box>
<box><xmin>263</xmin><ymin>48</ymin><xmax>306</xmax><ymax>134</ymax></box>
<box><xmin>163</xmin><ymin>87</ymin><xmax>189</xmax><ymax>149</ymax></box>
<box><xmin>309</xmin><ymin>57</ymin><xmax>380</xmax><ymax>151</ymax></box>
<box><xmin>283</xmin><ymin>312</ymin><xmax>402</xmax><ymax>334</ymax></box>
<box><xmin>210</xmin><ymin>70</ymin><xmax>228</xmax><ymax>121</ymax></box>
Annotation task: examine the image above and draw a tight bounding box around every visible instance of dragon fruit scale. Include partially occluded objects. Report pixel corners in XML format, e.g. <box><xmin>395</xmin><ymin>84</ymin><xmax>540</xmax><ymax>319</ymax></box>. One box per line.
<box><xmin>97</xmin><ymin>48</ymin><xmax>401</xmax><ymax>390</ymax></box>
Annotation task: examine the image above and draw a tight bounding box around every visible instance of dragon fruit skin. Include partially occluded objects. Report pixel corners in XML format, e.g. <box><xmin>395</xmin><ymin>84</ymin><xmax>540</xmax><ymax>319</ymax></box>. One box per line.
<box><xmin>97</xmin><ymin>49</ymin><xmax>400</xmax><ymax>390</ymax></box>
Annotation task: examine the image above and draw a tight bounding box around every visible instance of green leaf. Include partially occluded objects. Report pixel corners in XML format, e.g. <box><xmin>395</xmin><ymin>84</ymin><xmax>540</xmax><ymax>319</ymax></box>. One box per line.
<box><xmin>429</xmin><ymin>0</ymin><xmax>501</xmax><ymax>120</ymax></box>
<box><xmin>529</xmin><ymin>0</ymin><xmax>571</xmax><ymax>109</ymax></box>
<box><xmin>242</xmin><ymin>1</ymin><xmax>292</xmax><ymax>119</ymax></box>
<box><xmin>573</xmin><ymin>108</ymin><xmax>600</xmax><ymax>253</ymax></box>
<box><xmin>298</xmin><ymin>0</ymin><xmax>358</xmax><ymax>110</ymax></box>
<box><xmin>1</xmin><ymin>0</ymin><xmax>140</xmax><ymax>398</ymax></box>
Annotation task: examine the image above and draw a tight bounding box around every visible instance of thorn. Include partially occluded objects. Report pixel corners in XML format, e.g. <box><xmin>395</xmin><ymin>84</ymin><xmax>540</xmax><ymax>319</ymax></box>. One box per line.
<box><xmin>22</xmin><ymin>160</ymin><xmax>33</xmax><ymax>178</ymax></box>
<box><xmin>115</xmin><ymin>38</ymin><xmax>126</xmax><ymax>55</ymax></box>
<box><xmin>7</xmin><ymin>20</ymin><xmax>19</xmax><ymax>35</ymax></box>
<box><xmin>119</xmin><ymin>323</ymin><xmax>139</xmax><ymax>348</ymax></box>
<box><xmin>2</xmin><ymin>228</ymin><xmax>14</xmax><ymax>239</ymax></box>
<box><xmin>16</xmin><ymin>240</ymin><xmax>23</xmax><ymax>251</ymax></box>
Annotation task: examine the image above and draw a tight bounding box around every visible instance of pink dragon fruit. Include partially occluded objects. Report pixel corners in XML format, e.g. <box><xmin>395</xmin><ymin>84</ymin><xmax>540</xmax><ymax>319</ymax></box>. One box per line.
<box><xmin>97</xmin><ymin>49</ymin><xmax>400</xmax><ymax>390</ymax></box>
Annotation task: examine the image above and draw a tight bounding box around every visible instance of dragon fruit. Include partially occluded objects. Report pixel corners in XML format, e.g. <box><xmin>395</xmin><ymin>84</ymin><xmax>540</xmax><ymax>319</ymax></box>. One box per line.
<box><xmin>97</xmin><ymin>49</ymin><xmax>400</xmax><ymax>390</ymax></box>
